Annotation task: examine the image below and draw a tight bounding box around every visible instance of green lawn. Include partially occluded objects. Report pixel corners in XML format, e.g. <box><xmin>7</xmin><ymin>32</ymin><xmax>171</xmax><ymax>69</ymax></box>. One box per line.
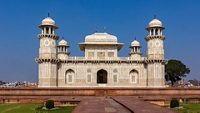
<box><xmin>0</xmin><ymin>103</ymin><xmax>75</xmax><ymax>113</ymax></box>
<box><xmin>173</xmin><ymin>103</ymin><xmax>200</xmax><ymax>113</ymax></box>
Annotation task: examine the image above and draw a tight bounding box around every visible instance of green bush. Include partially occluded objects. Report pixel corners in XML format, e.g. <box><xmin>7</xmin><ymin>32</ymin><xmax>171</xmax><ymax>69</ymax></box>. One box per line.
<box><xmin>35</xmin><ymin>104</ymin><xmax>44</xmax><ymax>110</ymax></box>
<box><xmin>170</xmin><ymin>98</ymin><xmax>179</xmax><ymax>108</ymax></box>
<box><xmin>45</xmin><ymin>100</ymin><xmax>54</xmax><ymax>109</ymax></box>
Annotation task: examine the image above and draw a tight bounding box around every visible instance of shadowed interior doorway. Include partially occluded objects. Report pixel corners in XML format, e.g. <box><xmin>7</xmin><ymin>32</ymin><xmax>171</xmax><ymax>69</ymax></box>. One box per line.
<box><xmin>97</xmin><ymin>69</ymin><xmax>107</xmax><ymax>84</ymax></box>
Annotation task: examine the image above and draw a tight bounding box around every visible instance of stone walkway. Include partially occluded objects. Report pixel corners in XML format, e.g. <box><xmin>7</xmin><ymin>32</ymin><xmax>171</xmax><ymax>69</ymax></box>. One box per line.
<box><xmin>72</xmin><ymin>96</ymin><xmax>176</xmax><ymax>113</ymax></box>
<box><xmin>73</xmin><ymin>97</ymin><xmax>130</xmax><ymax>113</ymax></box>
<box><xmin>112</xmin><ymin>97</ymin><xmax>175</xmax><ymax>113</ymax></box>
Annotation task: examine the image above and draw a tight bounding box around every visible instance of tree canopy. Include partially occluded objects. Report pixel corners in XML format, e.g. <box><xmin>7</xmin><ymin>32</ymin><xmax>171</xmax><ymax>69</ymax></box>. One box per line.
<box><xmin>165</xmin><ymin>59</ymin><xmax>190</xmax><ymax>86</ymax></box>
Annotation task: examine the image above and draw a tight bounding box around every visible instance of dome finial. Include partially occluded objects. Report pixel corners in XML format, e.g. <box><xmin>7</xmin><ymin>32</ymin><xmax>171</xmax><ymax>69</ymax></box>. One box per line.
<box><xmin>94</xmin><ymin>26</ymin><xmax>98</xmax><ymax>33</ymax></box>
<box><xmin>134</xmin><ymin>37</ymin><xmax>137</xmax><ymax>40</ymax></box>
<box><xmin>148</xmin><ymin>16</ymin><xmax>163</xmax><ymax>28</ymax></box>
<box><xmin>154</xmin><ymin>15</ymin><xmax>157</xmax><ymax>19</ymax></box>
<box><xmin>104</xmin><ymin>26</ymin><xmax>108</xmax><ymax>33</ymax></box>
<box><xmin>48</xmin><ymin>12</ymin><xmax>50</xmax><ymax>17</ymax></box>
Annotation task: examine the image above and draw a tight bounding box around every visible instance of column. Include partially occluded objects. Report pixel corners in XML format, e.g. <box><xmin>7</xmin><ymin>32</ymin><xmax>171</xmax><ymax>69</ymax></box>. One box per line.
<box><xmin>44</xmin><ymin>27</ymin><xmax>46</xmax><ymax>34</ymax></box>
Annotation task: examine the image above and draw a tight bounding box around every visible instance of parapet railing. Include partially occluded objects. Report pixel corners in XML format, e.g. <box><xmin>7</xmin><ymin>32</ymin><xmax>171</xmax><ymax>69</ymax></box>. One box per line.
<box><xmin>65</xmin><ymin>56</ymin><xmax>147</xmax><ymax>61</ymax></box>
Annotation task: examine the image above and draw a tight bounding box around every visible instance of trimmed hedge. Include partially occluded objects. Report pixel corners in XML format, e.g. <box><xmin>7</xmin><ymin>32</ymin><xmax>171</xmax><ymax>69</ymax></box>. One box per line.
<box><xmin>45</xmin><ymin>100</ymin><xmax>54</xmax><ymax>109</ymax></box>
<box><xmin>170</xmin><ymin>98</ymin><xmax>179</xmax><ymax>108</ymax></box>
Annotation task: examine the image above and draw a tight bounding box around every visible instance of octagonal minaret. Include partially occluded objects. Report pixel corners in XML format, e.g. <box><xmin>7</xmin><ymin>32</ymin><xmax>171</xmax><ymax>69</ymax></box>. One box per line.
<box><xmin>129</xmin><ymin>39</ymin><xmax>142</xmax><ymax>60</ymax></box>
<box><xmin>36</xmin><ymin>14</ymin><xmax>59</xmax><ymax>87</ymax></box>
<box><xmin>145</xmin><ymin>17</ymin><xmax>165</xmax><ymax>87</ymax></box>
<box><xmin>57</xmin><ymin>39</ymin><xmax>70</xmax><ymax>60</ymax></box>
<box><xmin>146</xmin><ymin>17</ymin><xmax>165</xmax><ymax>60</ymax></box>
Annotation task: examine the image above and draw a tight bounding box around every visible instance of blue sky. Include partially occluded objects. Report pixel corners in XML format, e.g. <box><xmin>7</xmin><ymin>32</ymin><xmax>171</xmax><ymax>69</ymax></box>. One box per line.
<box><xmin>0</xmin><ymin>0</ymin><xmax>199</xmax><ymax>82</ymax></box>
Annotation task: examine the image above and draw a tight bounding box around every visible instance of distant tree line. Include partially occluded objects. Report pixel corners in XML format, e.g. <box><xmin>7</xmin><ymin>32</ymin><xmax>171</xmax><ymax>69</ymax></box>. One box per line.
<box><xmin>188</xmin><ymin>79</ymin><xmax>200</xmax><ymax>86</ymax></box>
<box><xmin>0</xmin><ymin>80</ymin><xmax>6</xmax><ymax>85</ymax></box>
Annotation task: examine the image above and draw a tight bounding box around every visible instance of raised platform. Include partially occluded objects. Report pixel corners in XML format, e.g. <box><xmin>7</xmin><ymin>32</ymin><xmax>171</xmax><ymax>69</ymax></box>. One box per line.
<box><xmin>0</xmin><ymin>87</ymin><xmax>200</xmax><ymax>101</ymax></box>
<box><xmin>0</xmin><ymin>87</ymin><xmax>200</xmax><ymax>96</ymax></box>
<box><xmin>1</xmin><ymin>87</ymin><xmax>199</xmax><ymax>113</ymax></box>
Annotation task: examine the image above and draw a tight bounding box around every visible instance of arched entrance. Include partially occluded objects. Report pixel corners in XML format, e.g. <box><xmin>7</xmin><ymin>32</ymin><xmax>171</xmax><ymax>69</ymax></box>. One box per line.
<box><xmin>129</xmin><ymin>69</ymin><xmax>138</xmax><ymax>83</ymax></box>
<box><xmin>97</xmin><ymin>69</ymin><xmax>107</xmax><ymax>84</ymax></box>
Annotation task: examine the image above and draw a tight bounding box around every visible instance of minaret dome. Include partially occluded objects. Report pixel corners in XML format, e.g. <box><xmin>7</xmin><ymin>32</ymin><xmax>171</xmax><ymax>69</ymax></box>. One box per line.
<box><xmin>39</xmin><ymin>16</ymin><xmax>57</xmax><ymax>28</ymax></box>
<box><xmin>148</xmin><ymin>18</ymin><xmax>163</xmax><ymax>28</ymax></box>
<box><xmin>59</xmin><ymin>39</ymin><xmax>68</xmax><ymax>46</ymax></box>
<box><xmin>131</xmin><ymin>40</ymin><xmax>140</xmax><ymax>47</ymax></box>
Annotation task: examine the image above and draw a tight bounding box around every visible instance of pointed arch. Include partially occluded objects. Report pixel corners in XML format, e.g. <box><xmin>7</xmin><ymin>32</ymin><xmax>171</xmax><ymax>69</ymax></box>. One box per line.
<box><xmin>129</xmin><ymin>69</ymin><xmax>139</xmax><ymax>83</ymax></box>
<box><xmin>97</xmin><ymin>69</ymin><xmax>107</xmax><ymax>84</ymax></box>
<box><xmin>65</xmin><ymin>69</ymin><xmax>75</xmax><ymax>84</ymax></box>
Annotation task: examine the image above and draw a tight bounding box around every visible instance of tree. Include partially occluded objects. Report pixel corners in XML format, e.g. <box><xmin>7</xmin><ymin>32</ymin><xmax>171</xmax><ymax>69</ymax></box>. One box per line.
<box><xmin>165</xmin><ymin>59</ymin><xmax>190</xmax><ymax>86</ymax></box>
<box><xmin>0</xmin><ymin>80</ymin><xmax>6</xmax><ymax>85</ymax></box>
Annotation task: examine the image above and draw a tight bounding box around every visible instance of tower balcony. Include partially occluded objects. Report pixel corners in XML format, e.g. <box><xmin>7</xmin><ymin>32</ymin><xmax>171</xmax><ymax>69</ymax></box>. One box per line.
<box><xmin>35</xmin><ymin>58</ymin><xmax>60</xmax><ymax>64</ymax></box>
<box><xmin>145</xmin><ymin>35</ymin><xmax>165</xmax><ymax>41</ymax></box>
<box><xmin>38</xmin><ymin>34</ymin><xmax>59</xmax><ymax>40</ymax></box>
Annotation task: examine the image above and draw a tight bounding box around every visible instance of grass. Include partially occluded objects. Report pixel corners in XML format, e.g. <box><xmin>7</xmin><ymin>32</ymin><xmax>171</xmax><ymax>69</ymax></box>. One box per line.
<box><xmin>0</xmin><ymin>103</ymin><xmax>75</xmax><ymax>113</ymax></box>
<box><xmin>173</xmin><ymin>103</ymin><xmax>200</xmax><ymax>113</ymax></box>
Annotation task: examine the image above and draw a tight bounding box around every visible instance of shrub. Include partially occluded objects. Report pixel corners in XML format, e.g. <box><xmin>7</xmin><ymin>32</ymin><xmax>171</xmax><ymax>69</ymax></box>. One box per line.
<box><xmin>170</xmin><ymin>98</ymin><xmax>179</xmax><ymax>108</ymax></box>
<box><xmin>35</xmin><ymin>104</ymin><xmax>44</xmax><ymax>110</ymax></box>
<box><xmin>45</xmin><ymin>100</ymin><xmax>54</xmax><ymax>109</ymax></box>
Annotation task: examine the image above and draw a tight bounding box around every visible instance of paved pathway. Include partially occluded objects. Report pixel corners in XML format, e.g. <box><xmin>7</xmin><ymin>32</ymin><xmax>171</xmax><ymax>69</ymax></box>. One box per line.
<box><xmin>72</xmin><ymin>96</ymin><xmax>176</xmax><ymax>113</ymax></box>
<box><xmin>73</xmin><ymin>97</ymin><xmax>131</xmax><ymax>113</ymax></box>
<box><xmin>112</xmin><ymin>96</ymin><xmax>176</xmax><ymax>113</ymax></box>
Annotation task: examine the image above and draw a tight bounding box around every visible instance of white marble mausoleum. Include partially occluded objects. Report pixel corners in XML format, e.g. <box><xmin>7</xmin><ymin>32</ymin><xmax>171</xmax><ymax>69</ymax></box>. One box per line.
<box><xmin>36</xmin><ymin>16</ymin><xmax>166</xmax><ymax>87</ymax></box>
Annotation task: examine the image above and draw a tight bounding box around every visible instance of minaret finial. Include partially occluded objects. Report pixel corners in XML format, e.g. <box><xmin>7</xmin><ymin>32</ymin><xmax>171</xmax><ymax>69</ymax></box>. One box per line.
<box><xmin>104</xmin><ymin>26</ymin><xmax>108</xmax><ymax>33</ymax></box>
<box><xmin>154</xmin><ymin>15</ymin><xmax>157</xmax><ymax>19</ymax></box>
<box><xmin>48</xmin><ymin>12</ymin><xmax>50</xmax><ymax>17</ymax></box>
<box><xmin>134</xmin><ymin>37</ymin><xmax>137</xmax><ymax>40</ymax></box>
<box><xmin>94</xmin><ymin>26</ymin><xmax>98</xmax><ymax>33</ymax></box>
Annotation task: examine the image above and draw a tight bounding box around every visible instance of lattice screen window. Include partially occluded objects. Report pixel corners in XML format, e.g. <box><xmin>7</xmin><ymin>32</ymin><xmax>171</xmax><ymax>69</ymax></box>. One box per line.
<box><xmin>68</xmin><ymin>75</ymin><xmax>73</xmax><ymax>83</ymax></box>
<box><xmin>87</xmin><ymin>74</ymin><xmax>92</xmax><ymax>83</ymax></box>
<box><xmin>97</xmin><ymin>52</ymin><xmax>105</xmax><ymax>59</ymax></box>
<box><xmin>129</xmin><ymin>70</ymin><xmax>138</xmax><ymax>83</ymax></box>
<box><xmin>88</xmin><ymin>52</ymin><xmax>94</xmax><ymax>58</ymax></box>
<box><xmin>108</xmin><ymin>52</ymin><xmax>114</xmax><ymax>57</ymax></box>
<box><xmin>65</xmin><ymin>69</ymin><xmax>75</xmax><ymax>84</ymax></box>
<box><xmin>113</xmin><ymin>75</ymin><xmax>118</xmax><ymax>83</ymax></box>
<box><xmin>131</xmin><ymin>75</ymin><xmax>136</xmax><ymax>83</ymax></box>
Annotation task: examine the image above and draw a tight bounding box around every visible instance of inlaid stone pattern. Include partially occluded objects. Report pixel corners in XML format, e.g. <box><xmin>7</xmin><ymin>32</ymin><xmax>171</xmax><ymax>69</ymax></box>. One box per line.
<box><xmin>36</xmin><ymin>16</ymin><xmax>166</xmax><ymax>88</ymax></box>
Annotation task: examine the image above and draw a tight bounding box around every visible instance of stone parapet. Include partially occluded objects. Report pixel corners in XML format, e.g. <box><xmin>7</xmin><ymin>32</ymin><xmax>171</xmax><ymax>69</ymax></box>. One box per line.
<box><xmin>0</xmin><ymin>87</ymin><xmax>200</xmax><ymax>97</ymax></box>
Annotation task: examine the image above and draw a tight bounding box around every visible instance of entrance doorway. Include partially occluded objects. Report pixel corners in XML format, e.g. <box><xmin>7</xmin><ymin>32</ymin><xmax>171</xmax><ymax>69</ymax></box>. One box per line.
<box><xmin>97</xmin><ymin>69</ymin><xmax>107</xmax><ymax>84</ymax></box>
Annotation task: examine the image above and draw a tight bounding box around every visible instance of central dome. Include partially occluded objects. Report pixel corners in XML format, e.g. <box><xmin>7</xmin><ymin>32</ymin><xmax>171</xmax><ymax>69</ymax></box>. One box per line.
<box><xmin>85</xmin><ymin>32</ymin><xmax>117</xmax><ymax>43</ymax></box>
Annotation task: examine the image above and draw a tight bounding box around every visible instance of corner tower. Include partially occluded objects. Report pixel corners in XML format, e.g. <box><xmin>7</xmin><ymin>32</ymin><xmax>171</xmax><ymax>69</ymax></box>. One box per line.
<box><xmin>36</xmin><ymin>15</ymin><xmax>59</xmax><ymax>87</ymax></box>
<box><xmin>146</xmin><ymin>17</ymin><xmax>165</xmax><ymax>87</ymax></box>
<box><xmin>129</xmin><ymin>39</ymin><xmax>142</xmax><ymax>60</ymax></box>
<box><xmin>57</xmin><ymin>39</ymin><xmax>70</xmax><ymax>60</ymax></box>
